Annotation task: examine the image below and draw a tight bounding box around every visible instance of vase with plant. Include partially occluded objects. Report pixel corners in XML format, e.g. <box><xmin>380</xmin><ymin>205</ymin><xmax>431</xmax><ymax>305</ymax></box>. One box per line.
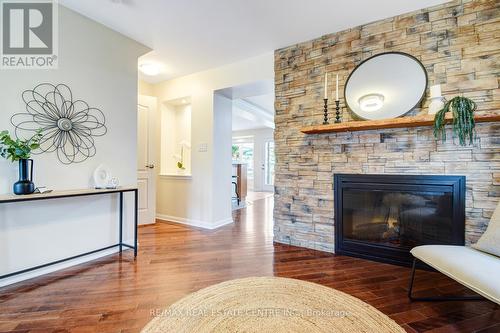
<box><xmin>0</xmin><ymin>130</ymin><xmax>42</xmax><ymax>195</ymax></box>
<box><xmin>177</xmin><ymin>145</ymin><xmax>186</xmax><ymax>171</ymax></box>
<box><xmin>176</xmin><ymin>140</ymin><xmax>191</xmax><ymax>174</ymax></box>
<box><xmin>433</xmin><ymin>96</ymin><xmax>477</xmax><ymax>146</ymax></box>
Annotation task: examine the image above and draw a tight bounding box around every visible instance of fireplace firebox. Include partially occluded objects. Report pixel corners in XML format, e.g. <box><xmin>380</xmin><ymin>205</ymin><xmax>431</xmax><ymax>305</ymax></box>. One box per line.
<box><xmin>334</xmin><ymin>174</ymin><xmax>465</xmax><ymax>266</ymax></box>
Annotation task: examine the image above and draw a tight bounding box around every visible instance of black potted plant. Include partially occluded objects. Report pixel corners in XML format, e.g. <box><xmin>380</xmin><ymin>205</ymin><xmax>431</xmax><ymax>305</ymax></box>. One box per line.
<box><xmin>433</xmin><ymin>96</ymin><xmax>477</xmax><ymax>146</ymax></box>
<box><xmin>0</xmin><ymin>130</ymin><xmax>42</xmax><ymax>195</ymax></box>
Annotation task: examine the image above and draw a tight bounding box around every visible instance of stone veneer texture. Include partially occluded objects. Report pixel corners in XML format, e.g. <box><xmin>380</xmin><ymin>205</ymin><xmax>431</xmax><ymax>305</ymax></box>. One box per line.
<box><xmin>273</xmin><ymin>0</ymin><xmax>500</xmax><ymax>252</ymax></box>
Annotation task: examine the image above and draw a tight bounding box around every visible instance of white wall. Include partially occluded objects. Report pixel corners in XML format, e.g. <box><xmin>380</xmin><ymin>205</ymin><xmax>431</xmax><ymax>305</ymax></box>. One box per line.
<box><xmin>232</xmin><ymin>128</ymin><xmax>274</xmax><ymax>192</ymax></box>
<box><xmin>0</xmin><ymin>6</ymin><xmax>149</xmax><ymax>286</ymax></box>
<box><xmin>154</xmin><ymin>53</ymin><xmax>274</xmax><ymax>228</ymax></box>
<box><xmin>139</xmin><ymin>80</ymin><xmax>155</xmax><ymax>96</ymax></box>
<box><xmin>212</xmin><ymin>93</ymin><xmax>233</xmax><ymax>223</ymax></box>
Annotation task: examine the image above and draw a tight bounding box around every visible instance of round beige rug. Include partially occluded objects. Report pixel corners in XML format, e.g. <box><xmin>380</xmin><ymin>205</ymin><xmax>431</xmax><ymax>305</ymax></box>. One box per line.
<box><xmin>142</xmin><ymin>277</ymin><xmax>405</xmax><ymax>333</ymax></box>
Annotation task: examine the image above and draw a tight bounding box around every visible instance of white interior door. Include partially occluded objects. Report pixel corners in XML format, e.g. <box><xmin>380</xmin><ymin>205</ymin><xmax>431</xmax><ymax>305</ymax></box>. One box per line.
<box><xmin>261</xmin><ymin>139</ymin><xmax>275</xmax><ymax>192</ymax></box>
<box><xmin>137</xmin><ymin>96</ymin><xmax>157</xmax><ymax>225</ymax></box>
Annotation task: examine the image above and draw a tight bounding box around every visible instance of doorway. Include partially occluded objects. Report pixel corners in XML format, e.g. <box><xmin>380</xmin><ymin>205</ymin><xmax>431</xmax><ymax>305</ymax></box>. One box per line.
<box><xmin>215</xmin><ymin>80</ymin><xmax>274</xmax><ymax>210</ymax></box>
<box><xmin>262</xmin><ymin>139</ymin><xmax>275</xmax><ymax>192</ymax></box>
<box><xmin>137</xmin><ymin>95</ymin><xmax>157</xmax><ymax>225</ymax></box>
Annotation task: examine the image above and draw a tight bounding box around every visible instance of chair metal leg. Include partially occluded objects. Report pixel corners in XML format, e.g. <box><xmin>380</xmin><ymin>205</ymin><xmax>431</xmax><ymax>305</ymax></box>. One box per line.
<box><xmin>232</xmin><ymin>181</ymin><xmax>240</xmax><ymax>205</ymax></box>
<box><xmin>408</xmin><ymin>258</ymin><xmax>484</xmax><ymax>302</ymax></box>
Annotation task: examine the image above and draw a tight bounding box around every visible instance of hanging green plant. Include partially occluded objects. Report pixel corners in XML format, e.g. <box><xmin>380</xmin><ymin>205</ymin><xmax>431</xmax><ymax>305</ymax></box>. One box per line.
<box><xmin>433</xmin><ymin>96</ymin><xmax>477</xmax><ymax>146</ymax></box>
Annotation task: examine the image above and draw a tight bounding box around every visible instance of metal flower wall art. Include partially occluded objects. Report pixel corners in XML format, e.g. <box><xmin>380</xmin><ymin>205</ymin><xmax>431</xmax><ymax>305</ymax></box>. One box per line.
<box><xmin>11</xmin><ymin>83</ymin><xmax>107</xmax><ymax>164</ymax></box>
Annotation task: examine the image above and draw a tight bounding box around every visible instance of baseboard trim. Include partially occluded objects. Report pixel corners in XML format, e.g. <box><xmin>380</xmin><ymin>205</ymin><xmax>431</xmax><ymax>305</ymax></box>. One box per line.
<box><xmin>211</xmin><ymin>217</ymin><xmax>234</xmax><ymax>229</ymax></box>
<box><xmin>156</xmin><ymin>214</ymin><xmax>233</xmax><ymax>230</ymax></box>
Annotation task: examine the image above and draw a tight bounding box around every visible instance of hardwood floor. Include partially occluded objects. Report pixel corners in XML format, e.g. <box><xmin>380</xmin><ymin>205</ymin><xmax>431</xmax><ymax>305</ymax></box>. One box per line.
<box><xmin>0</xmin><ymin>196</ymin><xmax>498</xmax><ymax>333</ymax></box>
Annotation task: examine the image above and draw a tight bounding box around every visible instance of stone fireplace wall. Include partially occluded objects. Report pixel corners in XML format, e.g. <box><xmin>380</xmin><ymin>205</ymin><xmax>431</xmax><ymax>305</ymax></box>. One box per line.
<box><xmin>273</xmin><ymin>0</ymin><xmax>500</xmax><ymax>252</ymax></box>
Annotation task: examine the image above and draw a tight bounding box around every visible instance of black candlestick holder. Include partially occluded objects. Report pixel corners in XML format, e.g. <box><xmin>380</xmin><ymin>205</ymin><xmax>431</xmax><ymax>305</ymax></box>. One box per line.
<box><xmin>323</xmin><ymin>98</ymin><xmax>329</xmax><ymax>125</ymax></box>
<box><xmin>334</xmin><ymin>100</ymin><xmax>341</xmax><ymax>123</ymax></box>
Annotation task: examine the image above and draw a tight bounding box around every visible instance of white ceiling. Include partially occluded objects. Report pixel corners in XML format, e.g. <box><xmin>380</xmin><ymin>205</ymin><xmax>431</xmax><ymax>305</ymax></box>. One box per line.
<box><xmin>218</xmin><ymin>80</ymin><xmax>274</xmax><ymax>132</ymax></box>
<box><xmin>245</xmin><ymin>94</ymin><xmax>274</xmax><ymax>114</ymax></box>
<box><xmin>60</xmin><ymin>0</ymin><xmax>449</xmax><ymax>83</ymax></box>
<box><xmin>232</xmin><ymin>94</ymin><xmax>275</xmax><ymax>131</ymax></box>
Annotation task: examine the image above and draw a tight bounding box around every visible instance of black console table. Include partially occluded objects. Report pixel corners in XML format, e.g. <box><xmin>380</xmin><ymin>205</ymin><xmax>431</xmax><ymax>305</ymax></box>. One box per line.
<box><xmin>0</xmin><ymin>187</ymin><xmax>138</xmax><ymax>280</ymax></box>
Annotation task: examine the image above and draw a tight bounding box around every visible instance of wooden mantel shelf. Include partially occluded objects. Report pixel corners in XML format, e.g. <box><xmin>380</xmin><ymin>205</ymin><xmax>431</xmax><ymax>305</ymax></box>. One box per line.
<box><xmin>300</xmin><ymin>113</ymin><xmax>500</xmax><ymax>134</ymax></box>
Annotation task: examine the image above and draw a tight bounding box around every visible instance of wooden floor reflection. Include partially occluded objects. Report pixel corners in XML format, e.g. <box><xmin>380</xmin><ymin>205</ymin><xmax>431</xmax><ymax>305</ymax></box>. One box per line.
<box><xmin>0</xmin><ymin>196</ymin><xmax>498</xmax><ymax>332</ymax></box>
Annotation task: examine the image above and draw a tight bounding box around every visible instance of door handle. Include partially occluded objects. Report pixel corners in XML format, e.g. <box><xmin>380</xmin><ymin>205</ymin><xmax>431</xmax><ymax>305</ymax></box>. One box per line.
<box><xmin>146</xmin><ymin>164</ymin><xmax>155</xmax><ymax>169</ymax></box>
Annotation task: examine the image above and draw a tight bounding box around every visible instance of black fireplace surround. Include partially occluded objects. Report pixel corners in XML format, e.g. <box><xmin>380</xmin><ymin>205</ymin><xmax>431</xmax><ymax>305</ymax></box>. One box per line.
<box><xmin>334</xmin><ymin>174</ymin><xmax>465</xmax><ymax>266</ymax></box>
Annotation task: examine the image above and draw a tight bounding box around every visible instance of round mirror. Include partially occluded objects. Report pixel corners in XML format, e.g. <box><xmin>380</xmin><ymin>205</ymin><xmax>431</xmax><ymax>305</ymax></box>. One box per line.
<box><xmin>344</xmin><ymin>52</ymin><xmax>427</xmax><ymax>120</ymax></box>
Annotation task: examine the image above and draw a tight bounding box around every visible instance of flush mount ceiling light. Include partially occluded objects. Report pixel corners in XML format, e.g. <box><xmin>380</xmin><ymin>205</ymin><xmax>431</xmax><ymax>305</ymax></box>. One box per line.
<box><xmin>358</xmin><ymin>94</ymin><xmax>385</xmax><ymax>112</ymax></box>
<box><xmin>139</xmin><ymin>63</ymin><xmax>162</xmax><ymax>76</ymax></box>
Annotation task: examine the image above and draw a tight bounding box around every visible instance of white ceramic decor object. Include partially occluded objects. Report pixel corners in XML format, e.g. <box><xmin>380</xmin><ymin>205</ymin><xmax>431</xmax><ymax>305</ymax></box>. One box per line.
<box><xmin>93</xmin><ymin>164</ymin><xmax>112</xmax><ymax>189</ymax></box>
<box><xmin>345</xmin><ymin>52</ymin><xmax>427</xmax><ymax>120</ymax></box>
<box><xmin>430</xmin><ymin>84</ymin><xmax>442</xmax><ymax>98</ymax></box>
<box><xmin>428</xmin><ymin>84</ymin><xmax>445</xmax><ymax>115</ymax></box>
<box><xmin>108</xmin><ymin>177</ymin><xmax>119</xmax><ymax>189</ymax></box>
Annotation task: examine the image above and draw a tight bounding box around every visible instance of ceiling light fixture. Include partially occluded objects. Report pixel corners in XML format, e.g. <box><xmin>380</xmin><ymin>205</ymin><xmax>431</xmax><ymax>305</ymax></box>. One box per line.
<box><xmin>358</xmin><ymin>94</ymin><xmax>385</xmax><ymax>112</ymax></box>
<box><xmin>139</xmin><ymin>63</ymin><xmax>161</xmax><ymax>76</ymax></box>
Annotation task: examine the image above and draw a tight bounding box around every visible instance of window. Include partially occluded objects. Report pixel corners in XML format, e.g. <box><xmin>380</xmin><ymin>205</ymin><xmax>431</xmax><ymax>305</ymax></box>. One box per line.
<box><xmin>232</xmin><ymin>142</ymin><xmax>254</xmax><ymax>181</ymax></box>
<box><xmin>232</xmin><ymin>135</ymin><xmax>254</xmax><ymax>189</ymax></box>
